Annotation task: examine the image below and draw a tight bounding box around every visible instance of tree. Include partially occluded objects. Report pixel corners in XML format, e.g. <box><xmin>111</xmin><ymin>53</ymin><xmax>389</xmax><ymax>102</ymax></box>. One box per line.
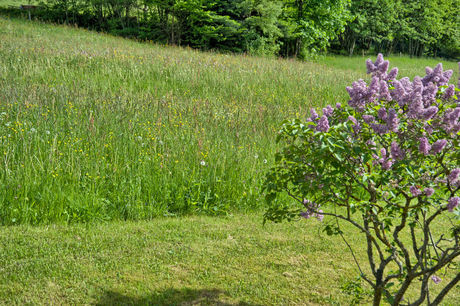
<box><xmin>279</xmin><ymin>0</ymin><xmax>352</xmax><ymax>58</ymax></box>
<box><xmin>264</xmin><ymin>55</ymin><xmax>460</xmax><ymax>305</ymax></box>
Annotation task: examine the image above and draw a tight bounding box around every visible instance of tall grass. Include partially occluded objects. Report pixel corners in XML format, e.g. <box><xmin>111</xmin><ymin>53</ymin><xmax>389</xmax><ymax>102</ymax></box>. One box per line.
<box><xmin>0</xmin><ymin>17</ymin><xmax>458</xmax><ymax>225</ymax></box>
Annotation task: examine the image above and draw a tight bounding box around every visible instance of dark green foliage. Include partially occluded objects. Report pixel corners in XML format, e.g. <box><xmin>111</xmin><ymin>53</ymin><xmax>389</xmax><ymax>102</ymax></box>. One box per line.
<box><xmin>1</xmin><ymin>0</ymin><xmax>351</xmax><ymax>57</ymax></box>
<box><xmin>1</xmin><ymin>1</ymin><xmax>457</xmax><ymax>59</ymax></box>
<box><xmin>333</xmin><ymin>0</ymin><xmax>460</xmax><ymax>59</ymax></box>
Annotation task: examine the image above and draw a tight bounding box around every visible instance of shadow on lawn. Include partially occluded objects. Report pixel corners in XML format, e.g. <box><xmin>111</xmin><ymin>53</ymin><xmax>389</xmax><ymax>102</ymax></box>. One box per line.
<box><xmin>96</xmin><ymin>288</ymin><xmax>261</xmax><ymax>306</ymax></box>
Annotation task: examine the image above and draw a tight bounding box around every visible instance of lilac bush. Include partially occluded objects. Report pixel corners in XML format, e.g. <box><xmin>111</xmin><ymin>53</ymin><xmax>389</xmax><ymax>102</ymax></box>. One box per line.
<box><xmin>264</xmin><ymin>55</ymin><xmax>459</xmax><ymax>305</ymax></box>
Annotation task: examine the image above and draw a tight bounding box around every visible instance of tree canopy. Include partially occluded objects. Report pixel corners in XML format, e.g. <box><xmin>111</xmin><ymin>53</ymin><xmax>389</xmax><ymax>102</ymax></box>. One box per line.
<box><xmin>18</xmin><ymin>0</ymin><xmax>458</xmax><ymax>58</ymax></box>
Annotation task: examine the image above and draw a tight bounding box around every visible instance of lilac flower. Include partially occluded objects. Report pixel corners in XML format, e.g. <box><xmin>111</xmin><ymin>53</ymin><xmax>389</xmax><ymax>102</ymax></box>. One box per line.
<box><xmin>347</xmin><ymin>80</ymin><xmax>368</xmax><ymax>111</ymax></box>
<box><xmin>348</xmin><ymin>116</ymin><xmax>357</xmax><ymax>124</ymax></box>
<box><xmin>391</xmin><ymin>80</ymin><xmax>407</xmax><ymax>106</ymax></box>
<box><xmin>408</xmin><ymin>98</ymin><xmax>424</xmax><ymax>119</ymax></box>
<box><xmin>323</xmin><ymin>105</ymin><xmax>334</xmax><ymax>117</ymax></box>
<box><xmin>366</xmin><ymin>59</ymin><xmax>376</xmax><ymax>74</ymax></box>
<box><xmin>424</xmin><ymin>123</ymin><xmax>434</xmax><ymax>135</ymax></box>
<box><xmin>442</xmin><ymin>108</ymin><xmax>460</xmax><ymax>132</ymax></box>
<box><xmin>411</xmin><ymin>76</ymin><xmax>424</xmax><ymax>97</ymax></box>
<box><xmin>431</xmin><ymin>275</ymin><xmax>442</xmax><ymax>284</ymax></box>
<box><xmin>391</xmin><ymin>141</ymin><xmax>405</xmax><ymax>160</ymax></box>
<box><xmin>378</xmin><ymin>80</ymin><xmax>392</xmax><ymax>101</ymax></box>
<box><xmin>363</xmin><ymin>115</ymin><xmax>375</xmax><ymax>124</ymax></box>
<box><xmin>386</xmin><ymin>108</ymin><xmax>400</xmax><ymax>132</ymax></box>
<box><xmin>374</xmin><ymin>53</ymin><xmax>384</xmax><ymax>67</ymax></box>
<box><xmin>379</xmin><ymin>60</ymin><xmax>389</xmax><ymax>74</ymax></box>
<box><xmin>410</xmin><ymin>186</ymin><xmax>422</xmax><ymax>197</ymax></box>
<box><xmin>422</xmin><ymin>63</ymin><xmax>452</xmax><ymax>86</ymax></box>
<box><xmin>425</xmin><ymin>188</ymin><xmax>434</xmax><ymax>197</ymax></box>
<box><xmin>366</xmin><ymin>54</ymin><xmax>390</xmax><ymax>79</ymax></box>
<box><xmin>387</xmin><ymin>67</ymin><xmax>398</xmax><ymax>80</ymax></box>
<box><xmin>316</xmin><ymin>210</ymin><xmax>324</xmax><ymax>222</ymax></box>
<box><xmin>366</xmin><ymin>139</ymin><xmax>376</xmax><ymax>149</ymax></box>
<box><xmin>378</xmin><ymin>107</ymin><xmax>388</xmax><ymax>120</ymax></box>
<box><xmin>443</xmin><ymin>84</ymin><xmax>455</xmax><ymax>100</ymax></box>
<box><xmin>310</xmin><ymin>108</ymin><xmax>318</xmax><ymax>120</ymax></box>
<box><xmin>380</xmin><ymin>148</ymin><xmax>387</xmax><ymax>159</ymax></box>
<box><xmin>430</xmin><ymin>139</ymin><xmax>447</xmax><ymax>154</ymax></box>
<box><xmin>400</xmin><ymin>77</ymin><xmax>412</xmax><ymax>91</ymax></box>
<box><xmin>371</xmin><ymin>123</ymin><xmax>389</xmax><ymax>135</ymax></box>
<box><xmin>447</xmin><ymin>197</ymin><xmax>459</xmax><ymax>212</ymax></box>
<box><xmin>448</xmin><ymin>168</ymin><xmax>460</xmax><ymax>183</ymax></box>
<box><xmin>348</xmin><ymin>116</ymin><xmax>361</xmax><ymax>133</ymax></box>
<box><xmin>301</xmin><ymin>200</ymin><xmax>323</xmax><ymax>221</ymax></box>
<box><xmin>316</xmin><ymin>115</ymin><xmax>330</xmax><ymax>132</ymax></box>
<box><xmin>422</xmin><ymin>106</ymin><xmax>438</xmax><ymax>120</ymax></box>
<box><xmin>422</xmin><ymin>83</ymin><xmax>438</xmax><ymax>105</ymax></box>
<box><xmin>368</xmin><ymin>77</ymin><xmax>380</xmax><ymax>103</ymax></box>
<box><xmin>335</xmin><ymin>103</ymin><xmax>342</xmax><ymax>109</ymax></box>
<box><xmin>381</xmin><ymin>159</ymin><xmax>393</xmax><ymax>170</ymax></box>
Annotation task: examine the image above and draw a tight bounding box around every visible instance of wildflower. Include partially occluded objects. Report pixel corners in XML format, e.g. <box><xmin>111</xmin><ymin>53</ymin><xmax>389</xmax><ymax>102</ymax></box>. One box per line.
<box><xmin>410</xmin><ymin>186</ymin><xmax>421</xmax><ymax>197</ymax></box>
<box><xmin>430</xmin><ymin>139</ymin><xmax>447</xmax><ymax>154</ymax></box>
<box><xmin>200</xmin><ymin>160</ymin><xmax>206</xmax><ymax>166</ymax></box>
<box><xmin>263</xmin><ymin>159</ymin><xmax>267</xmax><ymax>164</ymax></box>
<box><xmin>447</xmin><ymin>197</ymin><xmax>459</xmax><ymax>212</ymax></box>
<box><xmin>30</xmin><ymin>128</ymin><xmax>37</xmax><ymax>133</ymax></box>
<box><xmin>431</xmin><ymin>275</ymin><xmax>442</xmax><ymax>284</ymax></box>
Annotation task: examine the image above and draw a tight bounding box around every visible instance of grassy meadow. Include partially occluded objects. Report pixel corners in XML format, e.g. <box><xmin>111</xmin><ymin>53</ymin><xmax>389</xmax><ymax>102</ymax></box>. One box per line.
<box><xmin>1</xmin><ymin>17</ymin><xmax>458</xmax><ymax>225</ymax></box>
<box><xmin>0</xmin><ymin>15</ymin><xmax>460</xmax><ymax>305</ymax></box>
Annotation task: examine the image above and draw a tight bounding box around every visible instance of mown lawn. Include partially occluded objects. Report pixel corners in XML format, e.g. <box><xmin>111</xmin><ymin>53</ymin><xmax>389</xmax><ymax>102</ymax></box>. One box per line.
<box><xmin>1</xmin><ymin>213</ymin><xmax>459</xmax><ymax>305</ymax></box>
<box><xmin>0</xmin><ymin>213</ymin><xmax>359</xmax><ymax>305</ymax></box>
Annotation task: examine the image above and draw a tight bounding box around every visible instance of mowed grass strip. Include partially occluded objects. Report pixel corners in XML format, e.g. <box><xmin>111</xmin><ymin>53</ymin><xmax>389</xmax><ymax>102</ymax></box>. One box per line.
<box><xmin>0</xmin><ymin>213</ymin><xmax>357</xmax><ymax>305</ymax></box>
<box><xmin>0</xmin><ymin>16</ymin><xmax>459</xmax><ymax>225</ymax></box>
<box><xmin>1</xmin><ymin>213</ymin><xmax>459</xmax><ymax>305</ymax></box>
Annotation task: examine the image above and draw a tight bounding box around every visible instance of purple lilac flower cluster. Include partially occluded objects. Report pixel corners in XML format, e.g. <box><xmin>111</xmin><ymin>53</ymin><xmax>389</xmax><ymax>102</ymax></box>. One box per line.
<box><xmin>308</xmin><ymin>54</ymin><xmax>459</xmax><ymax>214</ymax></box>
<box><xmin>301</xmin><ymin>199</ymin><xmax>324</xmax><ymax>222</ymax></box>
<box><xmin>306</xmin><ymin>104</ymin><xmax>340</xmax><ymax>133</ymax></box>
